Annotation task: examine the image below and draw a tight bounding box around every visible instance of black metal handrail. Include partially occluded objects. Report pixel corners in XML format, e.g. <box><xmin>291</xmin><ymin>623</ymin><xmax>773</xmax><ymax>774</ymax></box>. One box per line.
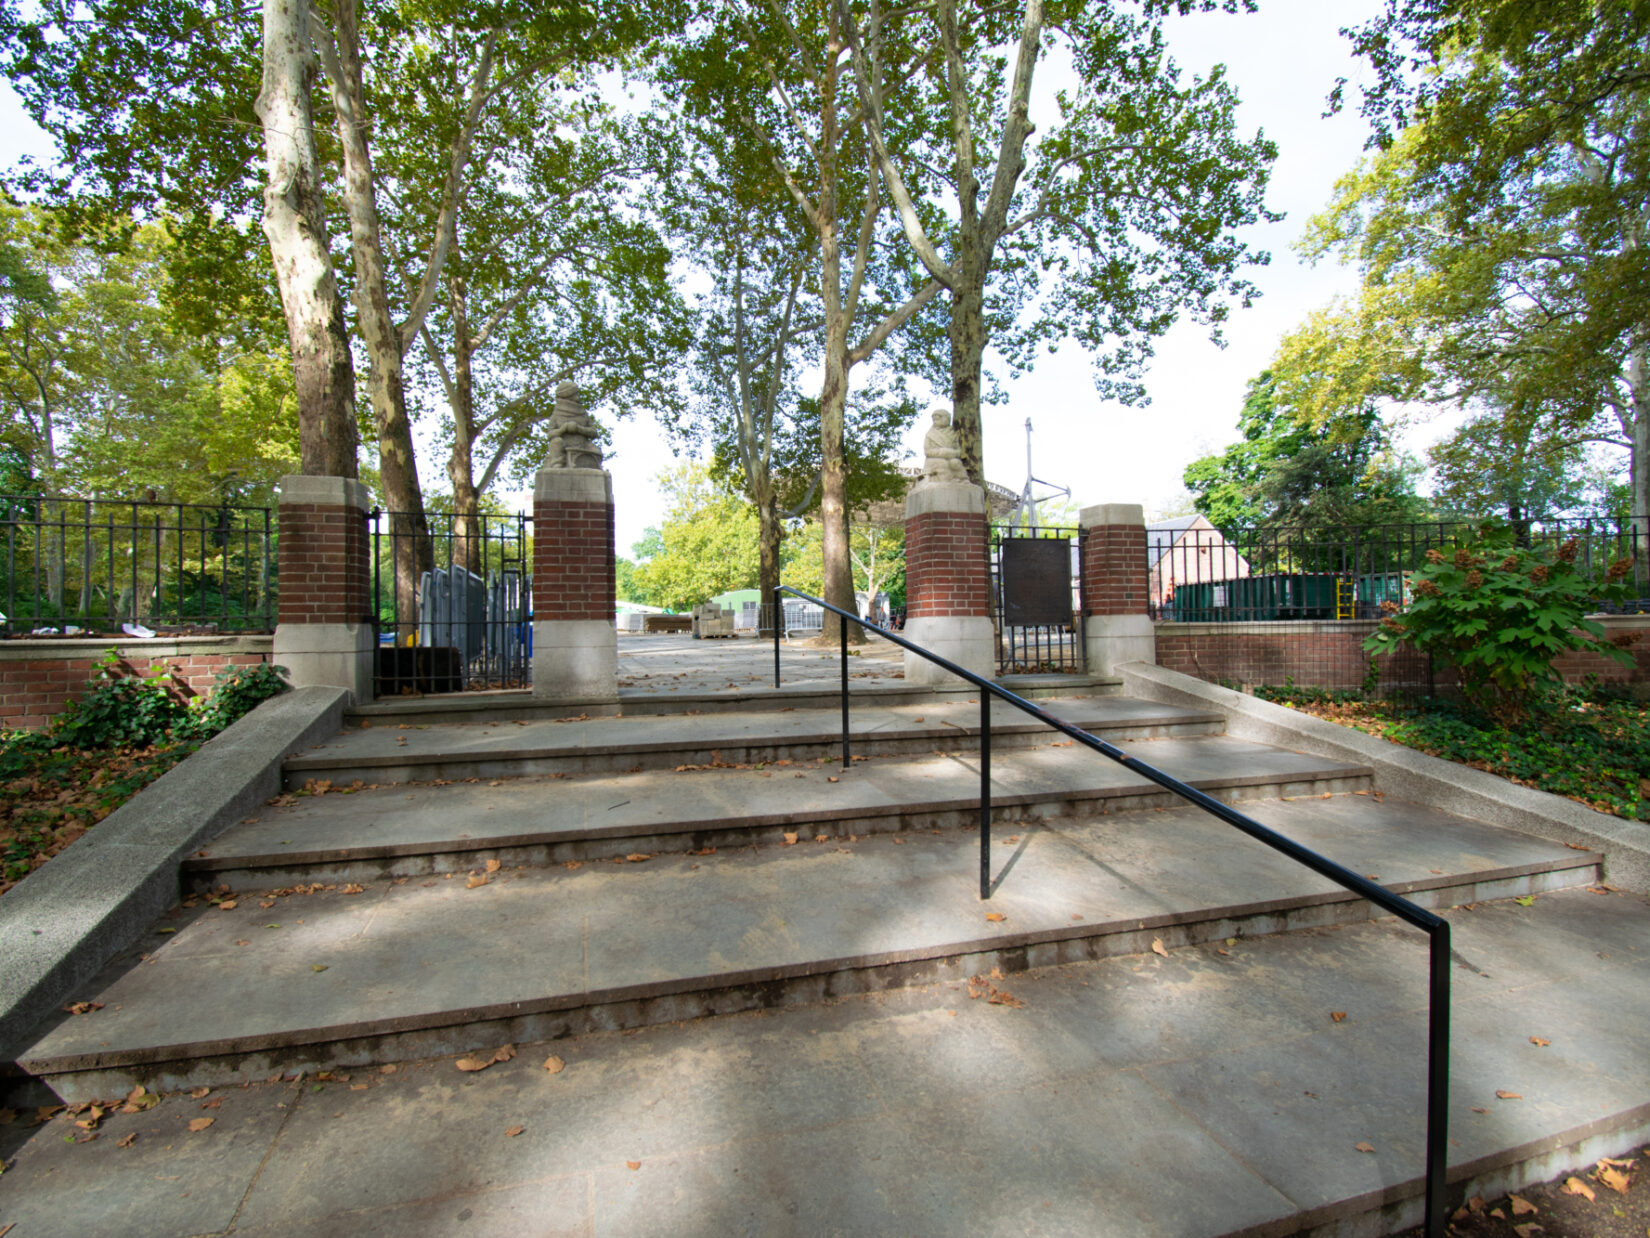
<box><xmin>773</xmin><ymin>584</ymin><xmax>1451</xmax><ymax>1237</ymax></box>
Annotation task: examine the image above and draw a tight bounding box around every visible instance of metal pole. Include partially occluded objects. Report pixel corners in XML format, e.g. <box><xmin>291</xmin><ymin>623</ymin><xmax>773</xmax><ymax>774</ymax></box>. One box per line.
<box><xmin>980</xmin><ymin>694</ymin><xmax>992</xmax><ymax>900</ymax></box>
<box><xmin>1424</xmin><ymin>922</ymin><xmax>1451</xmax><ymax>1236</ymax></box>
<box><xmin>772</xmin><ymin>587</ymin><xmax>781</xmax><ymax>689</ymax></box>
<box><xmin>840</xmin><ymin>620</ymin><xmax>850</xmax><ymax>769</ymax></box>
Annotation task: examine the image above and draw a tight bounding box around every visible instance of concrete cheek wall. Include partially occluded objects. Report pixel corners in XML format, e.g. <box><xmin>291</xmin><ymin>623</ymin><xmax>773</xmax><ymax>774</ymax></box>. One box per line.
<box><xmin>0</xmin><ymin>637</ymin><xmax>275</xmax><ymax>730</ymax></box>
<box><xmin>1154</xmin><ymin>615</ymin><xmax>1650</xmax><ymax>695</ymax></box>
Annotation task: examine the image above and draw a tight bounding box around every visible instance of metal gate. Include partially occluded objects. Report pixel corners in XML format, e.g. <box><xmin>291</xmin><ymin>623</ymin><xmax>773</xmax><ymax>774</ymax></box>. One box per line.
<box><xmin>991</xmin><ymin>525</ymin><xmax>1082</xmax><ymax>674</ymax></box>
<box><xmin>371</xmin><ymin>508</ymin><xmax>532</xmax><ymax>696</ymax></box>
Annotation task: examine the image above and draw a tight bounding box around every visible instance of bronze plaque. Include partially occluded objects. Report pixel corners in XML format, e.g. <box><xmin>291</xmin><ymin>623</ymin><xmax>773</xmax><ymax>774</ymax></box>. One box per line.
<box><xmin>1000</xmin><ymin>537</ymin><xmax>1072</xmax><ymax>626</ymax></box>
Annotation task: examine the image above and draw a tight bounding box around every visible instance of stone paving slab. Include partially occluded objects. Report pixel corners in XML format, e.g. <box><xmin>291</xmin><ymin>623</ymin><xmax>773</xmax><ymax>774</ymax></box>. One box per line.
<box><xmin>288</xmin><ymin>694</ymin><xmax>1221</xmax><ymax>783</ymax></box>
<box><xmin>21</xmin><ymin>794</ymin><xmax>1593</xmax><ymax>1087</ymax></box>
<box><xmin>3</xmin><ymin>889</ymin><xmax>1646</xmax><ymax>1238</ymax></box>
<box><xmin>203</xmin><ymin>735</ymin><xmax>1365</xmax><ymax>873</ymax></box>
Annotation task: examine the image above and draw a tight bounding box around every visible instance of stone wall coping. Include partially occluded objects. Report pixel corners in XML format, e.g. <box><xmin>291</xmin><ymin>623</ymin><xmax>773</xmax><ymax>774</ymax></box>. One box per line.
<box><xmin>905</xmin><ymin>481</ymin><xmax>984</xmax><ymax>518</ymax></box>
<box><xmin>1078</xmin><ymin>503</ymin><xmax>1144</xmax><ymax>529</ymax></box>
<box><xmin>275</xmin><ymin>474</ymin><xmax>371</xmax><ymax>511</ymax></box>
<box><xmin>0</xmin><ymin>685</ymin><xmax>348</xmax><ymax>1062</ymax></box>
<box><xmin>1118</xmin><ymin>660</ymin><xmax>1650</xmax><ymax>892</ymax></box>
<box><xmin>534</xmin><ymin>468</ymin><xmax>613</xmax><ymax>506</ymax></box>
<box><xmin>0</xmin><ymin>635</ymin><xmax>274</xmax><ymax>663</ymax></box>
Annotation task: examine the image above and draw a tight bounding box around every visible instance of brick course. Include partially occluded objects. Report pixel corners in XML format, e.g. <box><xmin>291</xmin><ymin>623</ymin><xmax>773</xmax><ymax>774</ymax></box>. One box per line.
<box><xmin>0</xmin><ymin>638</ymin><xmax>274</xmax><ymax>729</ymax></box>
<box><xmin>1079</xmin><ymin>524</ymin><xmax>1149</xmax><ymax>618</ymax></box>
<box><xmin>905</xmin><ymin>511</ymin><xmax>989</xmax><ymax>619</ymax></box>
<box><xmin>276</xmin><ymin>503</ymin><xmax>371</xmax><ymax>625</ymax></box>
<box><xmin>533</xmin><ymin>499</ymin><xmax>616</xmax><ymax>622</ymax></box>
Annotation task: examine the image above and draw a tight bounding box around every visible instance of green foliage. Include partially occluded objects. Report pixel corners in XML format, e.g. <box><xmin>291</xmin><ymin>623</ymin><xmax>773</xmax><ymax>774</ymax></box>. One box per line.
<box><xmin>179</xmin><ymin>662</ymin><xmax>291</xmax><ymax>739</ymax></box>
<box><xmin>1268</xmin><ymin>687</ymin><xmax>1650</xmax><ymax>822</ymax></box>
<box><xmin>1183</xmin><ymin>370</ymin><xmax>1429</xmax><ymax>535</ymax></box>
<box><xmin>628</xmin><ymin>464</ymin><xmax>762</xmax><ymax>612</ymax></box>
<box><xmin>52</xmin><ymin>650</ymin><xmax>186</xmax><ymax>750</ymax></box>
<box><xmin>1363</xmin><ymin>524</ymin><xmax>1636</xmax><ymax>723</ymax></box>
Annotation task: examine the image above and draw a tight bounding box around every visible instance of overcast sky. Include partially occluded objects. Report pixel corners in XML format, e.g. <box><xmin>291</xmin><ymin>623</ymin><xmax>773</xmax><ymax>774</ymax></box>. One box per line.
<box><xmin>0</xmin><ymin>0</ymin><xmax>1423</xmax><ymax>552</ymax></box>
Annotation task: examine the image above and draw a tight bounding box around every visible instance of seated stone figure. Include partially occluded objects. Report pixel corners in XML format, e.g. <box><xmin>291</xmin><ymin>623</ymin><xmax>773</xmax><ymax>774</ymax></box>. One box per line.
<box><xmin>544</xmin><ymin>381</ymin><xmax>605</xmax><ymax>470</ymax></box>
<box><xmin>920</xmin><ymin>408</ymin><xmax>969</xmax><ymax>484</ymax></box>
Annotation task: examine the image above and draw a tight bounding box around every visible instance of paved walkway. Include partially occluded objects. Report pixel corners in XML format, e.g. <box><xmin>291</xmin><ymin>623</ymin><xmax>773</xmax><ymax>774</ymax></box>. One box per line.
<box><xmin>3</xmin><ymin>887</ymin><xmax>1647</xmax><ymax>1237</ymax></box>
<box><xmin>615</xmin><ymin>631</ymin><xmax>907</xmax><ymax>696</ymax></box>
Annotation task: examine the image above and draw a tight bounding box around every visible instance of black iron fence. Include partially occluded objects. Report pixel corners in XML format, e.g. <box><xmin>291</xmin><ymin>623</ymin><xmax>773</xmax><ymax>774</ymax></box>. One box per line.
<box><xmin>991</xmin><ymin>524</ymin><xmax>1082</xmax><ymax>674</ymax></box>
<box><xmin>370</xmin><ymin>508</ymin><xmax>532</xmax><ymax>696</ymax></box>
<box><xmin>1148</xmin><ymin>515</ymin><xmax>1650</xmax><ymax>623</ymax></box>
<box><xmin>0</xmin><ymin>494</ymin><xmax>275</xmax><ymax>636</ymax></box>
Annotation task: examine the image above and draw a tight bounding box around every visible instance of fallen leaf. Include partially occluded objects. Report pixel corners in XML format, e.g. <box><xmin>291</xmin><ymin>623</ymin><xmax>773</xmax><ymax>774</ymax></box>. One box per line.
<box><xmin>1468</xmin><ymin>1196</ymin><xmax>1486</xmax><ymax>1214</ymax></box>
<box><xmin>341</xmin><ymin>883</ymin><xmax>364</xmax><ymax>895</ymax></box>
<box><xmin>1561</xmin><ymin>1177</ymin><xmax>1596</xmax><ymax>1201</ymax></box>
<box><xmin>1599</xmin><ymin>1165</ymin><xmax>1630</xmax><ymax>1194</ymax></box>
<box><xmin>1530</xmin><ymin>1036</ymin><xmax>1551</xmax><ymax>1047</ymax></box>
<box><xmin>1354</xmin><ymin>1141</ymin><xmax>1375</xmax><ymax>1153</ymax></box>
<box><xmin>312</xmin><ymin>964</ymin><xmax>328</xmax><ymax>973</ymax></box>
<box><xmin>484</xmin><ymin>860</ymin><xmax>501</xmax><ymax>874</ymax></box>
<box><xmin>259</xmin><ymin>900</ymin><xmax>275</xmax><ymax>909</ymax></box>
<box><xmin>188</xmin><ymin>1117</ymin><xmax>214</xmax><ymax>1132</ymax></box>
<box><xmin>624</xmin><ymin>853</ymin><xmax>653</xmax><ymax>863</ymax></box>
<box><xmin>543</xmin><ymin>1055</ymin><xmax>565</xmax><ymax>1074</ymax></box>
<box><xmin>117</xmin><ymin>1131</ymin><xmax>137</xmax><ymax>1148</ymax></box>
<box><xmin>1510</xmin><ymin>1196</ymin><xmax>1538</xmax><ymax>1216</ymax></box>
<box><xmin>985</xmin><ymin>912</ymin><xmax>1006</xmax><ymax>922</ymax></box>
<box><xmin>1151</xmin><ymin>937</ymin><xmax>1168</xmax><ymax>957</ymax></box>
<box><xmin>505</xmin><ymin>1125</ymin><xmax>525</xmax><ymax>1137</ymax></box>
<box><xmin>1515</xmin><ymin>895</ymin><xmax>1536</xmax><ymax>907</ymax></box>
<box><xmin>1512</xmin><ymin>1224</ymin><xmax>1542</xmax><ymax>1238</ymax></box>
<box><xmin>466</xmin><ymin>875</ymin><xmax>489</xmax><ymax>889</ymax></box>
<box><xmin>1496</xmin><ymin>1090</ymin><xmax>1523</xmax><ymax>1100</ymax></box>
<box><xmin>1330</xmin><ymin>1011</ymin><xmax>1348</xmax><ymax>1023</ymax></box>
<box><xmin>380</xmin><ymin>1064</ymin><xmax>398</xmax><ymax>1074</ymax></box>
<box><xmin>218</xmin><ymin>900</ymin><xmax>237</xmax><ymax>911</ymax></box>
<box><xmin>1471</xmin><ymin>1106</ymin><xmax>1489</xmax><ymax>1114</ymax></box>
<box><xmin>987</xmin><ymin>988</ymin><xmax>1026</xmax><ymax>1008</ymax></box>
<box><xmin>782</xmin><ymin>832</ymin><xmax>798</xmax><ymax>845</ymax></box>
<box><xmin>189</xmin><ymin>1087</ymin><xmax>210</xmax><ymax>1099</ymax></box>
<box><xmin>455</xmin><ymin>1044</ymin><xmax>516</xmax><ymax>1073</ymax></box>
<box><xmin>626</xmin><ymin>1160</ymin><xmax>642</xmax><ymax>1170</ymax></box>
<box><xmin>64</xmin><ymin>1001</ymin><xmax>104</xmax><ymax>1015</ymax></box>
<box><xmin>827</xmin><ymin>776</ymin><xmax>839</xmax><ymax>783</ymax></box>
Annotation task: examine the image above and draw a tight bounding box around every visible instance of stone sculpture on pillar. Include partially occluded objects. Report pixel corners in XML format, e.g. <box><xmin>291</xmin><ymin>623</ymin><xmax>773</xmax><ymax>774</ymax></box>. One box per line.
<box><xmin>532</xmin><ymin>380</ymin><xmax>618</xmax><ymax>707</ymax></box>
<box><xmin>918</xmin><ymin>408</ymin><xmax>969</xmax><ymax>485</ymax></box>
<box><xmin>544</xmin><ymin>381</ymin><xmax>606</xmax><ymax>470</ymax></box>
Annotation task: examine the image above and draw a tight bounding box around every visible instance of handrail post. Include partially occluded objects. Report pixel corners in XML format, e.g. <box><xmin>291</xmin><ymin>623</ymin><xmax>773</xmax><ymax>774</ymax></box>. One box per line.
<box><xmin>840</xmin><ymin>614</ymin><xmax>850</xmax><ymax>769</ymax></box>
<box><xmin>1424</xmin><ymin>921</ymin><xmax>1451</xmax><ymax>1236</ymax></box>
<box><xmin>980</xmin><ymin>694</ymin><xmax>991</xmax><ymax>900</ymax></box>
<box><xmin>772</xmin><ymin>587</ymin><xmax>781</xmax><ymax>688</ymax></box>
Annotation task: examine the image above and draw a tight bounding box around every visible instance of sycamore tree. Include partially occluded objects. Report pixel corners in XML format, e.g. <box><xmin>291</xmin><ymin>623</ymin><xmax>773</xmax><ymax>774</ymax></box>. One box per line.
<box><xmin>1305</xmin><ymin>1</ymin><xmax>1650</xmax><ymax>542</ymax></box>
<box><xmin>838</xmin><ymin>0</ymin><xmax>1278</xmax><ymax>483</ymax></box>
<box><xmin>660</xmin><ymin>2</ymin><xmax>946</xmax><ymax>640</ymax></box>
<box><xmin>628</xmin><ymin>463</ymin><xmax>762</xmax><ymax>612</ymax></box>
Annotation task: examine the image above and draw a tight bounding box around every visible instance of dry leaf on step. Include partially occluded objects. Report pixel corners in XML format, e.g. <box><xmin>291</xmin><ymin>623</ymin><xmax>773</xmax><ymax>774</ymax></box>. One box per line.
<box><xmin>1151</xmin><ymin>937</ymin><xmax>1168</xmax><ymax>957</ymax></box>
<box><xmin>1496</xmin><ymin>1090</ymin><xmax>1523</xmax><ymax>1100</ymax></box>
<box><xmin>485</xmin><ymin>860</ymin><xmax>501</xmax><ymax>873</ymax></box>
<box><xmin>985</xmin><ymin>912</ymin><xmax>1005</xmax><ymax>923</ymax></box>
<box><xmin>1598</xmin><ymin>1165</ymin><xmax>1630</xmax><ymax>1193</ymax></box>
<box><xmin>626</xmin><ymin>1160</ymin><xmax>642</xmax><ymax>1171</ymax></box>
<box><xmin>456</xmin><ymin>1044</ymin><xmax>515</xmax><ymax>1072</ymax></box>
<box><xmin>1330</xmin><ymin>1011</ymin><xmax>1348</xmax><ymax>1023</ymax></box>
<box><xmin>1512</xmin><ymin>1224</ymin><xmax>1542</xmax><ymax>1238</ymax></box>
<box><xmin>1561</xmin><ymin>1177</ymin><xmax>1595</xmax><ymax>1201</ymax></box>
<box><xmin>782</xmin><ymin>833</ymin><xmax>798</xmax><ymax>846</ymax></box>
<box><xmin>1354</xmin><ymin>1142</ymin><xmax>1375</xmax><ymax>1153</ymax></box>
<box><xmin>466</xmin><ymin>875</ymin><xmax>489</xmax><ymax>889</ymax></box>
<box><xmin>543</xmin><ymin>1056</ymin><xmax>565</xmax><ymax>1074</ymax></box>
<box><xmin>1509</xmin><ymin>1196</ymin><xmax>1537</xmax><ymax>1216</ymax></box>
<box><xmin>188</xmin><ymin>1118</ymin><xmax>214</xmax><ymax>1133</ymax></box>
<box><xmin>505</xmin><ymin>1125</ymin><xmax>525</xmax><ymax>1138</ymax></box>
<box><xmin>1529</xmin><ymin>1036</ymin><xmax>1550</xmax><ymax>1046</ymax></box>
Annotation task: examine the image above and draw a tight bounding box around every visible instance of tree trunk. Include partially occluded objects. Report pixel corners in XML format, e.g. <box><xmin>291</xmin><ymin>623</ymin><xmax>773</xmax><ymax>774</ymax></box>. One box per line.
<box><xmin>756</xmin><ymin>482</ymin><xmax>782</xmax><ymax>635</ymax></box>
<box><xmin>324</xmin><ymin>0</ymin><xmax>430</xmax><ymax>632</ymax></box>
<box><xmin>445</xmin><ymin>273</ymin><xmax>482</xmax><ymax>577</ymax></box>
<box><xmin>949</xmin><ymin>273</ymin><xmax>987</xmax><ymax>488</ymax></box>
<box><xmin>255</xmin><ymin>0</ymin><xmax>358</xmax><ymax>477</ymax></box>
<box><xmin>1630</xmin><ymin>343</ymin><xmax>1649</xmax><ymax>592</ymax></box>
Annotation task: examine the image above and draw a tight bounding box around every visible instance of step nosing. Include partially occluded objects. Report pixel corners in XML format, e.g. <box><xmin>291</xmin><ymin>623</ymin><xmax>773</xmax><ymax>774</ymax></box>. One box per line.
<box><xmin>24</xmin><ymin>865</ymin><xmax>1594</xmax><ymax>1076</ymax></box>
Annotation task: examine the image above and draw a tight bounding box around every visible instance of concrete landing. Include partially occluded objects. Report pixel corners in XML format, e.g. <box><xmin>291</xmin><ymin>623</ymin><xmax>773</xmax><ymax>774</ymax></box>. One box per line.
<box><xmin>22</xmin><ymin>795</ymin><xmax>1597</xmax><ymax>1099</ymax></box>
<box><xmin>287</xmin><ymin>695</ymin><xmax>1225</xmax><ymax>785</ymax></box>
<box><xmin>3</xmin><ymin>888</ymin><xmax>1646</xmax><ymax>1238</ymax></box>
<box><xmin>196</xmin><ymin>736</ymin><xmax>1368</xmax><ymax>884</ymax></box>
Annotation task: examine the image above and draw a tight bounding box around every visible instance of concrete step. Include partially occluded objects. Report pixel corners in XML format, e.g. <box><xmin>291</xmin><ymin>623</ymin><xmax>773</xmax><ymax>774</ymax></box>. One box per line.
<box><xmin>286</xmin><ymin>696</ymin><xmax>1224</xmax><ymax>788</ymax></box>
<box><xmin>7</xmin><ymin>887</ymin><xmax>1647</xmax><ymax>1238</ymax></box>
<box><xmin>201</xmin><ymin>735</ymin><xmax>1368</xmax><ymax>888</ymax></box>
<box><xmin>22</xmin><ymin>794</ymin><xmax>1601</xmax><ymax>1101</ymax></box>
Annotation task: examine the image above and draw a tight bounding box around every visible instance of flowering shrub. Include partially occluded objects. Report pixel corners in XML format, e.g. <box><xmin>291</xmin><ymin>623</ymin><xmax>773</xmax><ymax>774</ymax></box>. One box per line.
<box><xmin>1363</xmin><ymin>524</ymin><xmax>1636</xmax><ymax>724</ymax></box>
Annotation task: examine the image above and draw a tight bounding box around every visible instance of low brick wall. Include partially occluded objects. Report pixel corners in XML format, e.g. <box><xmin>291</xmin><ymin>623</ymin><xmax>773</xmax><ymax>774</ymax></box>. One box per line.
<box><xmin>0</xmin><ymin>635</ymin><xmax>275</xmax><ymax>730</ymax></box>
<box><xmin>1154</xmin><ymin>615</ymin><xmax>1650</xmax><ymax>697</ymax></box>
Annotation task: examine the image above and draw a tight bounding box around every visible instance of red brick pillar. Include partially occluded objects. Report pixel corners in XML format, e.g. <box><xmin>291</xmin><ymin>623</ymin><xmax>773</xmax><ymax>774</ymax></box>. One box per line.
<box><xmin>272</xmin><ymin>476</ymin><xmax>374</xmax><ymax>700</ymax></box>
<box><xmin>1078</xmin><ymin>503</ymin><xmax>1155</xmax><ymax>675</ymax></box>
<box><xmin>903</xmin><ymin>479</ymin><xmax>994</xmax><ymax>684</ymax></box>
<box><xmin>532</xmin><ymin>467</ymin><xmax>617</xmax><ymax>704</ymax></box>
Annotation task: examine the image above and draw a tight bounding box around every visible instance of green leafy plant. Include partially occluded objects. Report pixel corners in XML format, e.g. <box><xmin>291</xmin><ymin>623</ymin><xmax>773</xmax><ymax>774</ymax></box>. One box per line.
<box><xmin>52</xmin><ymin>649</ymin><xmax>187</xmax><ymax>750</ymax></box>
<box><xmin>179</xmin><ymin>662</ymin><xmax>291</xmax><ymax>739</ymax></box>
<box><xmin>1363</xmin><ymin>524</ymin><xmax>1636</xmax><ymax>724</ymax></box>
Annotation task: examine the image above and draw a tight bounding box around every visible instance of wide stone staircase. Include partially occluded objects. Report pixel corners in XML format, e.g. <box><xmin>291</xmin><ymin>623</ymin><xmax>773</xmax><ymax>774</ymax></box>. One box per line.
<box><xmin>20</xmin><ymin>678</ymin><xmax>1604</xmax><ymax>1113</ymax></box>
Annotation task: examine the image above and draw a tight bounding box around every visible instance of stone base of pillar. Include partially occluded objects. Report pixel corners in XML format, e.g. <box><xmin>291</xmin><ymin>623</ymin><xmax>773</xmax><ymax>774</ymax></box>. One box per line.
<box><xmin>1083</xmin><ymin>613</ymin><xmax>1156</xmax><ymax>676</ymax></box>
<box><xmin>532</xmin><ymin>619</ymin><xmax>618</xmax><ymax>704</ymax></box>
<box><xmin>903</xmin><ymin>616</ymin><xmax>995</xmax><ymax>686</ymax></box>
<box><xmin>272</xmin><ymin>622</ymin><xmax>375</xmax><ymax>704</ymax></box>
